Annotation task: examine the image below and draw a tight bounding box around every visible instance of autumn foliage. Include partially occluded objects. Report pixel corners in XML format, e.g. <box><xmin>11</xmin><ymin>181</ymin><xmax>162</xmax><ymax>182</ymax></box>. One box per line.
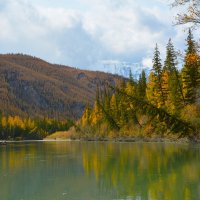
<box><xmin>80</xmin><ymin>30</ymin><xmax>200</xmax><ymax>139</ymax></box>
<box><xmin>0</xmin><ymin>114</ymin><xmax>73</xmax><ymax>140</ymax></box>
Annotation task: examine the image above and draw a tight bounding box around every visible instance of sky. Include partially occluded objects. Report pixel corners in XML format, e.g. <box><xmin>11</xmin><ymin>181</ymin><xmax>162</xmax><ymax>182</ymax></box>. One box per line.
<box><xmin>0</xmin><ymin>0</ymin><xmax>191</xmax><ymax>72</ymax></box>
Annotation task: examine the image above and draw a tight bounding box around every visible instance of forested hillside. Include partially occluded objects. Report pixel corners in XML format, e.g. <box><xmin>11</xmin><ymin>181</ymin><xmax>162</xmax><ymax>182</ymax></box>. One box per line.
<box><xmin>0</xmin><ymin>54</ymin><xmax>122</xmax><ymax>119</ymax></box>
<box><xmin>80</xmin><ymin>30</ymin><xmax>200</xmax><ymax>139</ymax></box>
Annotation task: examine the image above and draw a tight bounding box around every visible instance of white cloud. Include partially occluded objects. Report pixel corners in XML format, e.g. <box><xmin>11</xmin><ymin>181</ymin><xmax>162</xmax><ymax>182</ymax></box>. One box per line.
<box><xmin>0</xmin><ymin>0</ymin><xmax>191</xmax><ymax>71</ymax></box>
<box><xmin>0</xmin><ymin>16</ymin><xmax>13</xmax><ymax>40</ymax></box>
<box><xmin>36</xmin><ymin>7</ymin><xmax>80</xmax><ymax>31</ymax></box>
<box><xmin>142</xmin><ymin>57</ymin><xmax>153</xmax><ymax>69</ymax></box>
<box><xmin>81</xmin><ymin>0</ymin><xmax>170</xmax><ymax>54</ymax></box>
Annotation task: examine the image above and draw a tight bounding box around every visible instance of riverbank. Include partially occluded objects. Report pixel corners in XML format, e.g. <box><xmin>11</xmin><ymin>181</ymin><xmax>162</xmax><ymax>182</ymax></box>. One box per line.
<box><xmin>1</xmin><ymin>137</ymin><xmax>200</xmax><ymax>144</ymax></box>
<box><xmin>1</xmin><ymin>131</ymin><xmax>200</xmax><ymax>144</ymax></box>
<box><xmin>43</xmin><ymin>130</ymin><xmax>200</xmax><ymax>144</ymax></box>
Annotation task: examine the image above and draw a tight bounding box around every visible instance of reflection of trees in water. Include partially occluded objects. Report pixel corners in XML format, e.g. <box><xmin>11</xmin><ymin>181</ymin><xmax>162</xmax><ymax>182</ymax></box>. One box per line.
<box><xmin>81</xmin><ymin>143</ymin><xmax>200</xmax><ymax>200</ymax></box>
<box><xmin>0</xmin><ymin>143</ymin><xmax>37</xmax><ymax>171</ymax></box>
<box><xmin>0</xmin><ymin>142</ymin><xmax>200</xmax><ymax>199</ymax></box>
<box><xmin>0</xmin><ymin>142</ymin><xmax>85</xmax><ymax>200</ymax></box>
<box><xmin>0</xmin><ymin>142</ymin><xmax>81</xmax><ymax>172</ymax></box>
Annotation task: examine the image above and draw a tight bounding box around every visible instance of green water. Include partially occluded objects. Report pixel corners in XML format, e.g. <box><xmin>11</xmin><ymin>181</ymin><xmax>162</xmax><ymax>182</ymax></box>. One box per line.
<box><xmin>0</xmin><ymin>142</ymin><xmax>199</xmax><ymax>200</ymax></box>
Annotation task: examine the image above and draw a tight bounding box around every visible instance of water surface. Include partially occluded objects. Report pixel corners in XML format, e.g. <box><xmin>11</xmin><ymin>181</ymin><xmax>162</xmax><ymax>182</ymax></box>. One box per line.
<box><xmin>0</xmin><ymin>141</ymin><xmax>200</xmax><ymax>200</ymax></box>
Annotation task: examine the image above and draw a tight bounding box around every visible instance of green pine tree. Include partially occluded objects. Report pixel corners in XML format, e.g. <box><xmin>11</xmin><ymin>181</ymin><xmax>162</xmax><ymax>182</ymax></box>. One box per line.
<box><xmin>182</xmin><ymin>29</ymin><xmax>200</xmax><ymax>104</ymax></box>
<box><xmin>163</xmin><ymin>39</ymin><xmax>185</xmax><ymax>112</ymax></box>
<box><xmin>137</xmin><ymin>70</ymin><xmax>147</xmax><ymax>99</ymax></box>
<box><xmin>152</xmin><ymin>44</ymin><xmax>165</xmax><ymax>107</ymax></box>
<box><xmin>164</xmin><ymin>38</ymin><xmax>177</xmax><ymax>73</ymax></box>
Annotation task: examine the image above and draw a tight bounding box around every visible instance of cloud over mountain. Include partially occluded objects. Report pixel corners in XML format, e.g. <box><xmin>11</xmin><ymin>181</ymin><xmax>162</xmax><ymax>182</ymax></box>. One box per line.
<box><xmin>0</xmin><ymin>0</ymin><xmax>186</xmax><ymax>70</ymax></box>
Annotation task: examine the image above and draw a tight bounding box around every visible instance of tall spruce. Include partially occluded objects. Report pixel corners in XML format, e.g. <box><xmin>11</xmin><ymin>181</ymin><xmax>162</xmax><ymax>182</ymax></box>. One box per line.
<box><xmin>164</xmin><ymin>39</ymin><xmax>177</xmax><ymax>73</ymax></box>
<box><xmin>163</xmin><ymin>39</ymin><xmax>185</xmax><ymax>112</ymax></box>
<box><xmin>186</xmin><ymin>29</ymin><xmax>197</xmax><ymax>55</ymax></box>
<box><xmin>182</xmin><ymin>29</ymin><xmax>200</xmax><ymax>104</ymax></box>
<box><xmin>137</xmin><ymin>70</ymin><xmax>147</xmax><ymax>99</ymax></box>
<box><xmin>152</xmin><ymin>44</ymin><xmax>165</xmax><ymax>107</ymax></box>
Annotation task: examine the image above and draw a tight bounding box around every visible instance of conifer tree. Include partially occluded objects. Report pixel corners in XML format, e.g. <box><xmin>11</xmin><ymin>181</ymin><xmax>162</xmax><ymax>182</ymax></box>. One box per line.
<box><xmin>110</xmin><ymin>94</ymin><xmax>119</xmax><ymax>121</ymax></box>
<box><xmin>91</xmin><ymin>101</ymin><xmax>102</xmax><ymax>125</ymax></box>
<box><xmin>102</xmin><ymin>84</ymin><xmax>112</xmax><ymax>112</ymax></box>
<box><xmin>161</xmin><ymin>69</ymin><xmax>170</xmax><ymax>104</ymax></box>
<box><xmin>163</xmin><ymin>39</ymin><xmax>185</xmax><ymax>112</ymax></box>
<box><xmin>81</xmin><ymin>103</ymin><xmax>91</xmax><ymax>127</ymax></box>
<box><xmin>129</xmin><ymin>70</ymin><xmax>135</xmax><ymax>85</ymax></box>
<box><xmin>115</xmin><ymin>80</ymin><xmax>128</xmax><ymax>126</ymax></box>
<box><xmin>151</xmin><ymin>44</ymin><xmax>165</xmax><ymax>107</ymax></box>
<box><xmin>164</xmin><ymin>39</ymin><xmax>177</xmax><ymax>73</ymax></box>
<box><xmin>137</xmin><ymin>70</ymin><xmax>147</xmax><ymax>99</ymax></box>
<box><xmin>182</xmin><ymin>29</ymin><xmax>200</xmax><ymax>104</ymax></box>
<box><xmin>126</xmin><ymin>79</ymin><xmax>136</xmax><ymax>97</ymax></box>
<box><xmin>153</xmin><ymin>44</ymin><xmax>163</xmax><ymax>76</ymax></box>
<box><xmin>91</xmin><ymin>85</ymin><xmax>103</xmax><ymax>125</ymax></box>
<box><xmin>146</xmin><ymin>72</ymin><xmax>158</xmax><ymax>106</ymax></box>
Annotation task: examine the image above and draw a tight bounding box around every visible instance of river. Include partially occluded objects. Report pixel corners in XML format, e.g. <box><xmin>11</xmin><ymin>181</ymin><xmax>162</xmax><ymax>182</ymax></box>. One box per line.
<box><xmin>0</xmin><ymin>141</ymin><xmax>199</xmax><ymax>200</ymax></box>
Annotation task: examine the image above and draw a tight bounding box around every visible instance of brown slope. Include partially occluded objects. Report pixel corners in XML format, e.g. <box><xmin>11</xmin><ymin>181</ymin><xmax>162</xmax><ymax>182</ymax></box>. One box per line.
<box><xmin>0</xmin><ymin>54</ymin><xmax>123</xmax><ymax>119</ymax></box>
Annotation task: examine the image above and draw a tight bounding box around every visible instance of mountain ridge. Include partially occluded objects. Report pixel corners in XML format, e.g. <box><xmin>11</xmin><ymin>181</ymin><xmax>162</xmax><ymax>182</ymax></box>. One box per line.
<box><xmin>0</xmin><ymin>54</ymin><xmax>123</xmax><ymax>119</ymax></box>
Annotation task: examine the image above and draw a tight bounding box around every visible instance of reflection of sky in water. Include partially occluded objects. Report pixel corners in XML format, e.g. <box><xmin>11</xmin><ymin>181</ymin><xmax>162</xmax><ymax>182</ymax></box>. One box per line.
<box><xmin>0</xmin><ymin>142</ymin><xmax>200</xmax><ymax>200</ymax></box>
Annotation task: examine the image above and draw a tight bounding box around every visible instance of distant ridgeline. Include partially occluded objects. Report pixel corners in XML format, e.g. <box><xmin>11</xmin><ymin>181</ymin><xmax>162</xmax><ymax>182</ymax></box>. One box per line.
<box><xmin>80</xmin><ymin>30</ymin><xmax>200</xmax><ymax>139</ymax></box>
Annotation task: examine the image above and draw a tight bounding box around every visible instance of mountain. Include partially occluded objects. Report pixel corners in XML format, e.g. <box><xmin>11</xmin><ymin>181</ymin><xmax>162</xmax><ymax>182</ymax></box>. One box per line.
<box><xmin>87</xmin><ymin>60</ymin><xmax>151</xmax><ymax>79</ymax></box>
<box><xmin>0</xmin><ymin>54</ymin><xmax>123</xmax><ymax>119</ymax></box>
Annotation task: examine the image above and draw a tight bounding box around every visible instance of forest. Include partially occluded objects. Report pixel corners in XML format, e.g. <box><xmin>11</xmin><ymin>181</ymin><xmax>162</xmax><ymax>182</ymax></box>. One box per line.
<box><xmin>0</xmin><ymin>1</ymin><xmax>199</xmax><ymax>141</ymax></box>
<box><xmin>80</xmin><ymin>30</ymin><xmax>200</xmax><ymax>140</ymax></box>
<box><xmin>0</xmin><ymin>30</ymin><xmax>199</xmax><ymax>141</ymax></box>
<box><xmin>0</xmin><ymin>113</ymin><xmax>73</xmax><ymax>140</ymax></box>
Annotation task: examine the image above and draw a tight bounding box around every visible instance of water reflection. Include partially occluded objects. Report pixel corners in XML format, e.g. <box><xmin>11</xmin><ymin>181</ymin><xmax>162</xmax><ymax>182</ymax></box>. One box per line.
<box><xmin>81</xmin><ymin>143</ymin><xmax>200</xmax><ymax>200</ymax></box>
<box><xmin>0</xmin><ymin>142</ymin><xmax>199</xmax><ymax>200</ymax></box>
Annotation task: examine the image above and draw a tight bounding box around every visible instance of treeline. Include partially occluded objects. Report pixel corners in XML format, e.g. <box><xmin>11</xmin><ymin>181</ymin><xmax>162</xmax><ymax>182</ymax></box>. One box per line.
<box><xmin>0</xmin><ymin>113</ymin><xmax>73</xmax><ymax>140</ymax></box>
<box><xmin>80</xmin><ymin>30</ymin><xmax>200</xmax><ymax>139</ymax></box>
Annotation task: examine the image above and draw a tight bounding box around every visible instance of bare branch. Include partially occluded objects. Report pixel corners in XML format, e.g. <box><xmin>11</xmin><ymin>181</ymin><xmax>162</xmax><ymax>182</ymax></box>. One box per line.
<box><xmin>172</xmin><ymin>0</ymin><xmax>200</xmax><ymax>28</ymax></box>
